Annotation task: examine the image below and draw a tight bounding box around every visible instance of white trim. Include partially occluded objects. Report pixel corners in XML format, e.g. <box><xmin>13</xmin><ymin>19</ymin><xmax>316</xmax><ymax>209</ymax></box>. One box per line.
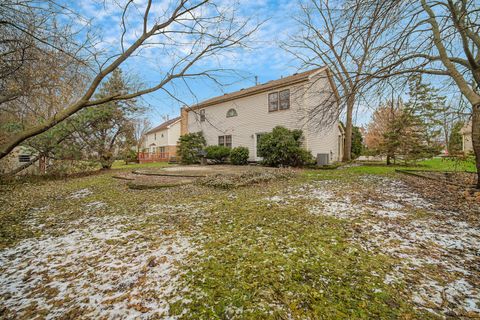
<box><xmin>254</xmin><ymin>132</ymin><xmax>267</xmax><ymax>161</ymax></box>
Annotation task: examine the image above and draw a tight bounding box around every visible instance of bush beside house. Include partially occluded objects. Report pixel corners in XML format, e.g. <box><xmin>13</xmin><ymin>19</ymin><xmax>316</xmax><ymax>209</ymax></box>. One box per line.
<box><xmin>230</xmin><ymin>147</ymin><xmax>249</xmax><ymax>165</ymax></box>
<box><xmin>205</xmin><ymin>145</ymin><xmax>231</xmax><ymax>163</ymax></box>
<box><xmin>177</xmin><ymin>132</ymin><xmax>206</xmax><ymax>164</ymax></box>
<box><xmin>257</xmin><ymin>126</ymin><xmax>313</xmax><ymax>167</ymax></box>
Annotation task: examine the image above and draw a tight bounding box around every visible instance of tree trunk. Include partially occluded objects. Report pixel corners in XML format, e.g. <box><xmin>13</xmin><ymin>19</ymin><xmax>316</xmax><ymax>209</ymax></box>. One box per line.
<box><xmin>342</xmin><ymin>97</ymin><xmax>354</xmax><ymax>162</ymax></box>
<box><xmin>472</xmin><ymin>104</ymin><xmax>480</xmax><ymax>188</ymax></box>
<box><xmin>100</xmin><ymin>151</ymin><xmax>114</xmax><ymax>170</ymax></box>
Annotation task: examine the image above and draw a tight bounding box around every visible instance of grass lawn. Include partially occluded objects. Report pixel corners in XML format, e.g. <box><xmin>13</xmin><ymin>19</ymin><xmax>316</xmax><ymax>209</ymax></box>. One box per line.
<box><xmin>416</xmin><ymin>157</ymin><xmax>477</xmax><ymax>172</ymax></box>
<box><xmin>111</xmin><ymin>159</ymin><xmax>171</xmax><ymax>170</ymax></box>
<box><xmin>0</xmin><ymin>162</ymin><xmax>478</xmax><ymax>318</ymax></box>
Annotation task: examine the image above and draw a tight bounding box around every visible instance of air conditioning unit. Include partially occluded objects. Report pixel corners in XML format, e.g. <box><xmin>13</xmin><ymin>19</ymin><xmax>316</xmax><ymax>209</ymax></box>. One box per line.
<box><xmin>316</xmin><ymin>153</ymin><xmax>329</xmax><ymax>166</ymax></box>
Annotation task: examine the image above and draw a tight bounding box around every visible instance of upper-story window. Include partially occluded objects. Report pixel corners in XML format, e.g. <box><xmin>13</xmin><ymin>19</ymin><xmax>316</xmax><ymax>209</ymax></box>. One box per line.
<box><xmin>268</xmin><ymin>92</ymin><xmax>278</xmax><ymax>112</ymax></box>
<box><xmin>279</xmin><ymin>89</ymin><xmax>290</xmax><ymax>110</ymax></box>
<box><xmin>268</xmin><ymin>89</ymin><xmax>290</xmax><ymax>112</ymax></box>
<box><xmin>154</xmin><ymin>133</ymin><xmax>156</xmax><ymax>140</ymax></box>
<box><xmin>199</xmin><ymin>109</ymin><xmax>206</xmax><ymax>122</ymax></box>
<box><xmin>226</xmin><ymin>108</ymin><xmax>238</xmax><ymax>118</ymax></box>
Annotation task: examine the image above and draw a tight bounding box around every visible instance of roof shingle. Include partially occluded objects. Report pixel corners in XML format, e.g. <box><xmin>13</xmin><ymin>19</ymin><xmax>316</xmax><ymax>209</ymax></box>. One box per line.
<box><xmin>186</xmin><ymin>67</ymin><xmax>326</xmax><ymax>110</ymax></box>
<box><xmin>146</xmin><ymin>116</ymin><xmax>181</xmax><ymax>134</ymax></box>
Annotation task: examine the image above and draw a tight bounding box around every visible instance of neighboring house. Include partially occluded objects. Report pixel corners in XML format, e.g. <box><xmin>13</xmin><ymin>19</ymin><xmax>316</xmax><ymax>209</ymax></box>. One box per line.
<box><xmin>460</xmin><ymin>121</ymin><xmax>473</xmax><ymax>154</ymax></box>
<box><xmin>139</xmin><ymin>117</ymin><xmax>181</xmax><ymax>163</ymax></box>
<box><xmin>181</xmin><ymin>67</ymin><xmax>344</xmax><ymax>163</ymax></box>
<box><xmin>0</xmin><ymin>146</ymin><xmax>43</xmax><ymax>175</ymax></box>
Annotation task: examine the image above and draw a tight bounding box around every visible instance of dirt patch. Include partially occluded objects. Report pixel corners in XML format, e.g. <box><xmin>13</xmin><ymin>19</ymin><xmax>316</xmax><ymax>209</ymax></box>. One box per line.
<box><xmin>118</xmin><ymin>165</ymin><xmax>295</xmax><ymax>189</ymax></box>
<box><xmin>197</xmin><ymin>169</ymin><xmax>296</xmax><ymax>189</ymax></box>
<box><xmin>397</xmin><ymin>170</ymin><xmax>478</xmax><ymax>188</ymax></box>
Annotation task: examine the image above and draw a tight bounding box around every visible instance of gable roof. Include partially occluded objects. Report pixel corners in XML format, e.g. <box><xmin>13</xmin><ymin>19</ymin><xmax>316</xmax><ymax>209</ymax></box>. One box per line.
<box><xmin>146</xmin><ymin>116</ymin><xmax>181</xmax><ymax>134</ymax></box>
<box><xmin>186</xmin><ymin>67</ymin><xmax>327</xmax><ymax>111</ymax></box>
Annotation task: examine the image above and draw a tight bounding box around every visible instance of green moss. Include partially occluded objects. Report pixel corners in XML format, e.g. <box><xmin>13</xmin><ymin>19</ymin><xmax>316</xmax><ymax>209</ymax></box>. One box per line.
<box><xmin>171</xmin><ymin>188</ymin><xmax>427</xmax><ymax>319</ymax></box>
<box><xmin>0</xmin><ymin>163</ymin><xmax>433</xmax><ymax>318</ymax></box>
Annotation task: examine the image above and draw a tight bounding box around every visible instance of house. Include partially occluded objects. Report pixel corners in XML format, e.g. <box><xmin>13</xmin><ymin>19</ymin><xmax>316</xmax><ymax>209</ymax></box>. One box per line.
<box><xmin>180</xmin><ymin>67</ymin><xmax>344</xmax><ymax>163</ymax></box>
<box><xmin>460</xmin><ymin>121</ymin><xmax>473</xmax><ymax>154</ymax></box>
<box><xmin>0</xmin><ymin>146</ymin><xmax>44</xmax><ymax>175</ymax></box>
<box><xmin>139</xmin><ymin>116</ymin><xmax>181</xmax><ymax>163</ymax></box>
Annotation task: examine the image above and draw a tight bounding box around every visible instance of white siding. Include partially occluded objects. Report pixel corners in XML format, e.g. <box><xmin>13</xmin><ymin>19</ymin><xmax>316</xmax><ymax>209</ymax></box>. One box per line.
<box><xmin>143</xmin><ymin>129</ymin><xmax>168</xmax><ymax>152</ymax></box>
<box><xmin>187</xmin><ymin>70</ymin><xmax>342</xmax><ymax>162</ymax></box>
<box><xmin>302</xmin><ymin>71</ymin><xmax>343</xmax><ymax>162</ymax></box>
<box><xmin>167</xmin><ymin>121</ymin><xmax>181</xmax><ymax>146</ymax></box>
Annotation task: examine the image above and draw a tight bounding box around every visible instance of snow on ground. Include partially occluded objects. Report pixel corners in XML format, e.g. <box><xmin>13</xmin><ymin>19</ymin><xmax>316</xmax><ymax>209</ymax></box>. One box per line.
<box><xmin>265</xmin><ymin>175</ymin><xmax>480</xmax><ymax>318</ymax></box>
<box><xmin>0</xmin><ymin>206</ymin><xmax>196</xmax><ymax>319</ymax></box>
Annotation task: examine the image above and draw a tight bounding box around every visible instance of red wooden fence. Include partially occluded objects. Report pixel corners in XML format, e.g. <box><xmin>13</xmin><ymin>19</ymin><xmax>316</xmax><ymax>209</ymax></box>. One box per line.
<box><xmin>138</xmin><ymin>152</ymin><xmax>170</xmax><ymax>163</ymax></box>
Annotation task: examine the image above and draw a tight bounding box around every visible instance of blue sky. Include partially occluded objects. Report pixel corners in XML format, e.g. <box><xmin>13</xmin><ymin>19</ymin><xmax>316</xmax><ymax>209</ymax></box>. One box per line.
<box><xmin>71</xmin><ymin>0</ymin><xmax>462</xmax><ymax>129</ymax></box>
<box><xmin>71</xmin><ymin>0</ymin><xmax>331</xmax><ymax>126</ymax></box>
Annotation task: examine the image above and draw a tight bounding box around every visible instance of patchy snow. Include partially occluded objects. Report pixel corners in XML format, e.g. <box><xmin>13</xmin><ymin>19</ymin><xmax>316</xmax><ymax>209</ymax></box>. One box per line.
<box><xmin>68</xmin><ymin>188</ymin><xmax>93</xmax><ymax>199</ymax></box>
<box><xmin>0</xmin><ymin>214</ymin><xmax>194</xmax><ymax>318</ymax></box>
<box><xmin>84</xmin><ymin>201</ymin><xmax>107</xmax><ymax>211</ymax></box>
<box><xmin>269</xmin><ymin>175</ymin><xmax>480</xmax><ymax>317</ymax></box>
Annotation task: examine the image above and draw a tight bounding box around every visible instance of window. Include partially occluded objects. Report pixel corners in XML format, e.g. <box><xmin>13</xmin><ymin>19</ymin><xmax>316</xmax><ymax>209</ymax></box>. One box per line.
<box><xmin>268</xmin><ymin>92</ymin><xmax>278</xmax><ymax>112</ymax></box>
<box><xmin>268</xmin><ymin>89</ymin><xmax>290</xmax><ymax>112</ymax></box>
<box><xmin>199</xmin><ymin>109</ymin><xmax>206</xmax><ymax>122</ymax></box>
<box><xmin>226</xmin><ymin>108</ymin><xmax>238</xmax><ymax>118</ymax></box>
<box><xmin>154</xmin><ymin>133</ymin><xmax>157</xmax><ymax>140</ymax></box>
<box><xmin>18</xmin><ymin>154</ymin><xmax>30</xmax><ymax>163</ymax></box>
<box><xmin>218</xmin><ymin>135</ymin><xmax>232</xmax><ymax>148</ymax></box>
<box><xmin>256</xmin><ymin>133</ymin><xmax>266</xmax><ymax>155</ymax></box>
<box><xmin>225</xmin><ymin>135</ymin><xmax>232</xmax><ymax>148</ymax></box>
<box><xmin>279</xmin><ymin>89</ymin><xmax>290</xmax><ymax>110</ymax></box>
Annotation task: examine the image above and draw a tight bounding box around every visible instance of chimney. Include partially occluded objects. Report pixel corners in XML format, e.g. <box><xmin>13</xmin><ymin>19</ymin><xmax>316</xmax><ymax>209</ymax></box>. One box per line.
<box><xmin>255</xmin><ymin>76</ymin><xmax>258</xmax><ymax>85</ymax></box>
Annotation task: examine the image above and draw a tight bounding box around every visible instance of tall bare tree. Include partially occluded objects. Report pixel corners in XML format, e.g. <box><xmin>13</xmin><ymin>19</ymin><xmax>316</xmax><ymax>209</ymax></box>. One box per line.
<box><xmin>378</xmin><ymin>0</ymin><xmax>480</xmax><ymax>187</ymax></box>
<box><xmin>285</xmin><ymin>0</ymin><xmax>401</xmax><ymax>161</ymax></box>
<box><xmin>133</xmin><ymin>118</ymin><xmax>152</xmax><ymax>153</ymax></box>
<box><xmin>0</xmin><ymin>0</ymin><xmax>259</xmax><ymax>160</ymax></box>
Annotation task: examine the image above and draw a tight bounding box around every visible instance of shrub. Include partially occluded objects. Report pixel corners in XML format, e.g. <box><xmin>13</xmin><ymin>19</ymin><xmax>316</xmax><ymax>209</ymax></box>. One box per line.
<box><xmin>230</xmin><ymin>146</ymin><xmax>249</xmax><ymax>165</ymax></box>
<box><xmin>257</xmin><ymin>126</ymin><xmax>313</xmax><ymax>167</ymax></box>
<box><xmin>205</xmin><ymin>145</ymin><xmax>231</xmax><ymax>163</ymax></box>
<box><xmin>177</xmin><ymin>132</ymin><xmax>206</xmax><ymax>164</ymax></box>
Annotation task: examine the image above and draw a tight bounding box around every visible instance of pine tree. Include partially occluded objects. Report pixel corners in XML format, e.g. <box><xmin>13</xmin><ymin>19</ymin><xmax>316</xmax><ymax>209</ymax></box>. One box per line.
<box><xmin>75</xmin><ymin>68</ymin><xmax>140</xmax><ymax>169</ymax></box>
<box><xmin>351</xmin><ymin>126</ymin><xmax>363</xmax><ymax>159</ymax></box>
<box><xmin>448</xmin><ymin>121</ymin><xmax>464</xmax><ymax>155</ymax></box>
<box><xmin>404</xmin><ymin>75</ymin><xmax>446</xmax><ymax>148</ymax></box>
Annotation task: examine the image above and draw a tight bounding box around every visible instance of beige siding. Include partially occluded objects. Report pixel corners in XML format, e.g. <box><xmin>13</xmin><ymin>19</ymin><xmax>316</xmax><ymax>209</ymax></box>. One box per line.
<box><xmin>143</xmin><ymin>120</ymin><xmax>181</xmax><ymax>153</ymax></box>
<box><xmin>144</xmin><ymin>129</ymin><xmax>168</xmax><ymax>152</ymax></box>
<box><xmin>463</xmin><ymin>134</ymin><xmax>473</xmax><ymax>153</ymax></box>
<box><xmin>187</xmin><ymin>69</ymin><xmax>342</xmax><ymax>162</ymax></box>
<box><xmin>167</xmin><ymin>121</ymin><xmax>181</xmax><ymax>146</ymax></box>
<box><xmin>0</xmin><ymin>146</ymin><xmax>39</xmax><ymax>175</ymax></box>
<box><xmin>302</xmin><ymin>70</ymin><xmax>342</xmax><ymax>162</ymax></box>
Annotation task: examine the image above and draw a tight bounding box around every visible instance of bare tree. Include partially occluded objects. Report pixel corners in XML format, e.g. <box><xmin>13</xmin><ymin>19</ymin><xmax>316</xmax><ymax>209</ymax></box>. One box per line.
<box><xmin>133</xmin><ymin>118</ymin><xmax>152</xmax><ymax>153</ymax></box>
<box><xmin>285</xmin><ymin>0</ymin><xmax>401</xmax><ymax>161</ymax></box>
<box><xmin>377</xmin><ymin>0</ymin><xmax>480</xmax><ymax>187</ymax></box>
<box><xmin>0</xmin><ymin>0</ymin><xmax>259</xmax><ymax>160</ymax></box>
